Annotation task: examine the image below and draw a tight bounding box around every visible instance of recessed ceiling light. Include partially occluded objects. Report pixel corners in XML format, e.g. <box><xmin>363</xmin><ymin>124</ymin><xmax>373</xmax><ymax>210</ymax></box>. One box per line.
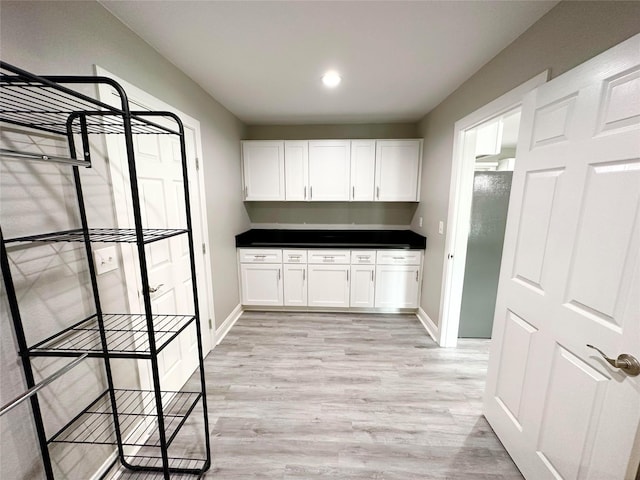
<box><xmin>322</xmin><ymin>71</ymin><xmax>341</xmax><ymax>88</ymax></box>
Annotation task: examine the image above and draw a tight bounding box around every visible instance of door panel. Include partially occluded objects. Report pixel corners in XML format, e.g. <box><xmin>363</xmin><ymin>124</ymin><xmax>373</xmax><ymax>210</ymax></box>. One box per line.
<box><xmin>283</xmin><ymin>264</ymin><xmax>307</xmax><ymax>306</ymax></box>
<box><xmin>374</xmin><ymin>140</ymin><xmax>422</xmax><ymax>201</ymax></box>
<box><xmin>242</xmin><ymin>140</ymin><xmax>285</xmax><ymax>200</ymax></box>
<box><xmin>484</xmin><ymin>34</ymin><xmax>640</xmax><ymax>480</ymax></box>
<box><xmin>564</xmin><ymin>160</ymin><xmax>640</xmax><ymax>324</ymax></box>
<box><xmin>308</xmin><ymin>140</ymin><xmax>350</xmax><ymax>201</ymax></box>
<box><xmin>240</xmin><ymin>264</ymin><xmax>283</xmax><ymax>306</ymax></box>
<box><xmin>350</xmin><ymin>265</ymin><xmax>375</xmax><ymax>308</ymax></box>
<box><xmin>494</xmin><ymin>310</ymin><xmax>537</xmax><ymax>427</ymax></box>
<box><xmin>374</xmin><ymin>265</ymin><xmax>420</xmax><ymax>308</ymax></box>
<box><xmin>284</xmin><ymin>140</ymin><xmax>308</xmax><ymax>201</ymax></box>
<box><xmin>535</xmin><ymin>344</ymin><xmax>609</xmax><ymax>480</ymax></box>
<box><xmin>511</xmin><ymin>169</ymin><xmax>562</xmax><ymax>293</ymax></box>
<box><xmin>307</xmin><ymin>265</ymin><xmax>349</xmax><ymax>307</ymax></box>
<box><xmin>529</xmin><ymin>94</ymin><xmax>576</xmax><ymax>148</ymax></box>
<box><xmin>350</xmin><ymin>140</ymin><xmax>375</xmax><ymax>201</ymax></box>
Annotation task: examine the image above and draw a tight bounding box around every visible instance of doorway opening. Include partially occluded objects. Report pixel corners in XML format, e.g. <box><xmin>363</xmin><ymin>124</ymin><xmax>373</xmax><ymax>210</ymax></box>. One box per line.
<box><xmin>438</xmin><ymin>71</ymin><xmax>548</xmax><ymax>348</ymax></box>
<box><xmin>458</xmin><ymin>109</ymin><xmax>520</xmax><ymax>338</ymax></box>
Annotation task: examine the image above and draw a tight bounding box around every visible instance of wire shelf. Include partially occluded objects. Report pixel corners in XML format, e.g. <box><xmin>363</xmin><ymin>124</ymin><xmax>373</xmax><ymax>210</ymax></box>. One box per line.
<box><xmin>28</xmin><ymin>313</ymin><xmax>196</xmax><ymax>359</ymax></box>
<box><xmin>0</xmin><ymin>62</ymin><xmax>180</xmax><ymax>136</ymax></box>
<box><xmin>48</xmin><ymin>389</ymin><xmax>202</xmax><ymax>448</ymax></box>
<box><xmin>106</xmin><ymin>456</ymin><xmax>206</xmax><ymax>479</ymax></box>
<box><xmin>4</xmin><ymin>228</ymin><xmax>188</xmax><ymax>245</ymax></box>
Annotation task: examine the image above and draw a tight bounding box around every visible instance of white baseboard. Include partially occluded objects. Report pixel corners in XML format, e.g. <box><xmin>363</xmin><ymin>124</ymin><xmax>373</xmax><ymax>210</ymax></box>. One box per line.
<box><xmin>416</xmin><ymin>307</ymin><xmax>439</xmax><ymax>344</ymax></box>
<box><xmin>90</xmin><ymin>451</ymin><xmax>118</xmax><ymax>480</ymax></box>
<box><xmin>215</xmin><ymin>303</ymin><xmax>243</xmax><ymax>345</ymax></box>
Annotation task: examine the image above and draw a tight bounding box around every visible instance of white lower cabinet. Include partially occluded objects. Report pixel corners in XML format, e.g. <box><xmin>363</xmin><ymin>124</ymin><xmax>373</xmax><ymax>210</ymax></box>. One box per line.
<box><xmin>350</xmin><ymin>265</ymin><xmax>375</xmax><ymax>308</ymax></box>
<box><xmin>283</xmin><ymin>264</ymin><xmax>307</xmax><ymax>306</ymax></box>
<box><xmin>308</xmin><ymin>264</ymin><xmax>350</xmax><ymax>307</ymax></box>
<box><xmin>239</xmin><ymin>247</ymin><xmax>422</xmax><ymax>310</ymax></box>
<box><xmin>240</xmin><ymin>263</ymin><xmax>283</xmax><ymax>306</ymax></box>
<box><xmin>374</xmin><ymin>265</ymin><xmax>420</xmax><ymax>309</ymax></box>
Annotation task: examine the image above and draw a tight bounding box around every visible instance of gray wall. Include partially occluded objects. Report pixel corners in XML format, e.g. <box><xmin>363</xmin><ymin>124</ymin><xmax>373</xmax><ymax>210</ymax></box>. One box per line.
<box><xmin>0</xmin><ymin>1</ymin><xmax>248</xmax><ymax>478</ymax></box>
<box><xmin>245</xmin><ymin>123</ymin><xmax>420</xmax><ymax>227</ymax></box>
<box><xmin>412</xmin><ymin>0</ymin><xmax>640</xmax><ymax>327</ymax></box>
<box><xmin>0</xmin><ymin>0</ymin><xmax>249</xmax><ymax>326</ymax></box>
<box><xmin>246</xmin><ymin>123</ymin><xmax>418</xmax><ymax>140</ymax></box>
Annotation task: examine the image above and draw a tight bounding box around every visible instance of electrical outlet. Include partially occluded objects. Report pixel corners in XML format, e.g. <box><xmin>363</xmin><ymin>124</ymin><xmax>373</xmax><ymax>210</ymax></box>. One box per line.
<box><xmin>419</xmin><ymin>216</ymin><xmax>423</xmax><ymax>228</ymax></box>
<box><xmin>438</xmin><ymin>221</ymin><xmax>444</xmax><ymax>235</ymax></box>
<box><xmin>94</xmin><ymin>246</ymin><xmax>118</xmax><ymax>275</ymax></box>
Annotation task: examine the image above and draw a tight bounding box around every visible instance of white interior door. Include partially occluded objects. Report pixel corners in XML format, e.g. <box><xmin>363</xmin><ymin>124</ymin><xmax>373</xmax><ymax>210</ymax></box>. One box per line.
<box><xmin>484</xmin><ymin>34</ymin><xmax>640</xmax><ymax>480</ymax></box>
<box><xmin>135</xmin><ymin>133</ymin><xmax>200</xmax><ymax>391</ymax></box>
<box><xmin>96</xmin><ymin>67</ymin><xmax>213</xmax><ymax>394</ymax></box>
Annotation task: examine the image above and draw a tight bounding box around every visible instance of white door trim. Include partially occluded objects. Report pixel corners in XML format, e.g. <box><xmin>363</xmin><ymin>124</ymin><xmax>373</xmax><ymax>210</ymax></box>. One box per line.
<box><xmin>95</xmin><ymin>66</ymin><xmax>215</xmax><ymax>367</ymax></box>
<box><xmin>438</xmin><ymin>70</ymin><xmax>549</xmax><ymax>347</ymax></box>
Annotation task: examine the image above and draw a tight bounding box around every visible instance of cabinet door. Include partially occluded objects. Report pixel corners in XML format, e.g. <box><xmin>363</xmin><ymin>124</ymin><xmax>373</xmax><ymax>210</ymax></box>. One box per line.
<box><xmin>308</xmin><ymin>140</ymin><xmax>351</xmax><ymax>201</ymax></box>
<box><xmin>240</xmin><ymin>263</ymin><xmax>283</xmax><ymax>306</ymax></box>
<box><xmin>375</xmin><ymin>139</ymin><xmax>422</xmax><ymax>201</ymax></box>
<box><xmin>350</xmin><ymin>265</ymin><xmax>375</xmax><ymax>308</ymax></box>
<box><xmin>284</xmin><ymin>140</ymin><xmax>308</xmax><ymax>201</ymax></box>
<box><xmin>242</xmin><ymin>140</ymin><xmax>285</xmax><ymax>201</ymax></box>
<box><xmin>284</xmin><ymin>264</ymin><xmax>307</xmax><ymax>306</ymax></box>
<box><xmin>374</xmin><ymin>265</ymin><xmax>420</xmax><ymax>308</ymax></box>
<box><xmin>308</xmin><ymin>264</ymin><xmax>350</xmax><ymax>307</ymax></box>
<box><xmin>350</xmin><ymin>140</ymin><xmax>375</xmax><ymax>201</ymax></box>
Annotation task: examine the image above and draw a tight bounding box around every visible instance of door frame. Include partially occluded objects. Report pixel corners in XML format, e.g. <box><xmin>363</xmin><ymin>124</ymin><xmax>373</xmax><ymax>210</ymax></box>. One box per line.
<box><xmin>438</xmin><ymin>71</ymin><xmax>548</xmax><ymax>347</ymax></box>
<box><xmin>95</xmin><ymin>66</ymin><xmax>215</xmax><ymax>382</ymax></box>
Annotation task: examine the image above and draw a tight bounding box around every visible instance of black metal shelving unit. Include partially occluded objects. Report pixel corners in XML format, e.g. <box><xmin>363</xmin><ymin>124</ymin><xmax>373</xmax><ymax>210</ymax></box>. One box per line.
<box><xmin>0</xmin><ymin>62</ymin><xmax>211</xmax><ymax>479</ymax></box>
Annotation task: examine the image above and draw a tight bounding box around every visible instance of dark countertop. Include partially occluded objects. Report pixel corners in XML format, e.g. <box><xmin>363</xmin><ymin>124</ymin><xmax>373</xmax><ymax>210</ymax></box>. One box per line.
<box><xmin>235</xmin><ymin>229</ymin><xmax>426</xmax><ymax>250</ymax></box>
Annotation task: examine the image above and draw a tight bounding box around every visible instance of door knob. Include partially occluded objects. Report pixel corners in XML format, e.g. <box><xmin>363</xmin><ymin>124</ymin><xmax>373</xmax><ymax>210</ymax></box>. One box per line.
<box><xmin>586</xmin><ymin>344</ymin><xmax>640</xmax><ymax>376</ymax></box>
<box><xmin>148</xmin><ymin>284</ymin><xmax>164</xmax><ymax>294</ymax></box>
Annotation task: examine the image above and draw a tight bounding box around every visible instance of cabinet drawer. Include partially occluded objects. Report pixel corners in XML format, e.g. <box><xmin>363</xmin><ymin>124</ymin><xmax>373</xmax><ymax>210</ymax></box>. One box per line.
<box><xmin>376</xmin><ymin>250</ymin><xmax>421</xmax><ymax>265</ymax></box>
<box><xmin>283</xmin><ymin>249</ymin><xmax>307</xmax><ymax>264</ymax></box>
<box><xmin>307</xmin><ymin>249</ymin><xmax>350</xmax><ymax>264</ymax></box>
<box><xmin>350</xmin><ymin>250</ymin><xmax>376</xmax><ymax>264</ymax></box>
<box><xmin>239</xmin><ymin>248</ymin><xmax>282</xmax><ymax>263</ymax></box>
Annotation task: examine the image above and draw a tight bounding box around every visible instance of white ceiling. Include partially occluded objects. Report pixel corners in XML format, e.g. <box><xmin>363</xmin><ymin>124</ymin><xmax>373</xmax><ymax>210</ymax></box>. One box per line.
<box><xmin>100</xmin><ymin>1</ymin><xmax>557</xmax><ymax>125</ymax></box>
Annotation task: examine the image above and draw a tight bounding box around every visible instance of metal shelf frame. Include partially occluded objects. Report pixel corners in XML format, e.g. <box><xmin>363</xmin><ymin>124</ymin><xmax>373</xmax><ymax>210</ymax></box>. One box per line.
<box><xmin>0</xmin><ymin>61</ymin><xmax>211</xmax><ymax>479</ymax></box>
<box><xmin>28</xmin><ymin>313</ymin><xmax>197</xmax><ymax>359</ymax></box>
<box><xmin>4</xmin><ymin>228</ymin><xmax>189</xmax><ymax>245</ymax></box>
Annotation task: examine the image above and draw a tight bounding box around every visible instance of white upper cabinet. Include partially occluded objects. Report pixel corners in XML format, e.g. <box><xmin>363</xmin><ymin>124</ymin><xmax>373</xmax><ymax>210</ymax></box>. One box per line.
<box><xmin>475</xmin><ymin>118</ymin><xmax>503</xmax><ymax>157</ymax></box>
<box><xmin>374</xmin><ymin>139</ymin><xmax>422</xmax><ymax>202</ymax></box>
<box><xmin>308</xmin><ymin>140</ymin><xmax>351</xmax><ymax>201</ymax></box>
<box><xmin>241</xmin><ymin>138</ymin><xmax>423</xmax><ymax>202</ymax></box>
<box><xmin>350</xmin><ymin>140</ymin><xmax>376</xmax><ymax>201</ymax></box>
<box><xmin>242</xmin><ymin>140</ymin><xmax>285</xmax><ymax>200</ymax></box>
<box><xmin>284</xmin><ymin>140</ymin><xmax>309</xmax><ymax>201</ymax></box>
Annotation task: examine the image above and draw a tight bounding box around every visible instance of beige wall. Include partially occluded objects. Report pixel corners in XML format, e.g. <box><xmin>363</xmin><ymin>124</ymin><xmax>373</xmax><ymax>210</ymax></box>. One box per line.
<box><xmin>245</xmin><ymin>123</ymin><xmax>420</xmax><ymax>227</ymax></box>
<box><xmin>0</xmin><ymin>1</ymin><xmax>248</xmax><ymax>478</ymax></box>
<box><xmin>413</xmin><ymin>1</ymin><xmax>640</xmax><ymax>326</ymax></box>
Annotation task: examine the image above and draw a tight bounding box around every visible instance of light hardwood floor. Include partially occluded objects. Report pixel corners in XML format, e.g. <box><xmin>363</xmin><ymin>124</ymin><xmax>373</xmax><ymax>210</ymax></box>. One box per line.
<box><xmin>175</xmin><ymin>311</ymin><xmax>523</xmax><ymax>479</ymax></box>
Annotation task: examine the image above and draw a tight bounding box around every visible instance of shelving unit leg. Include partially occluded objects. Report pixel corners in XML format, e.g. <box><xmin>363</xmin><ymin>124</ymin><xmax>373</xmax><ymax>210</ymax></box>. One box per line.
<box><xmin>67</xmin><ymin>116</ymin><xmax>128</xmax><ymax>464</ymax></box>
<box><xmin>0</xmin><ymin>234</ymin><xmax>55</xmax><ymax>480</ymax></box>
